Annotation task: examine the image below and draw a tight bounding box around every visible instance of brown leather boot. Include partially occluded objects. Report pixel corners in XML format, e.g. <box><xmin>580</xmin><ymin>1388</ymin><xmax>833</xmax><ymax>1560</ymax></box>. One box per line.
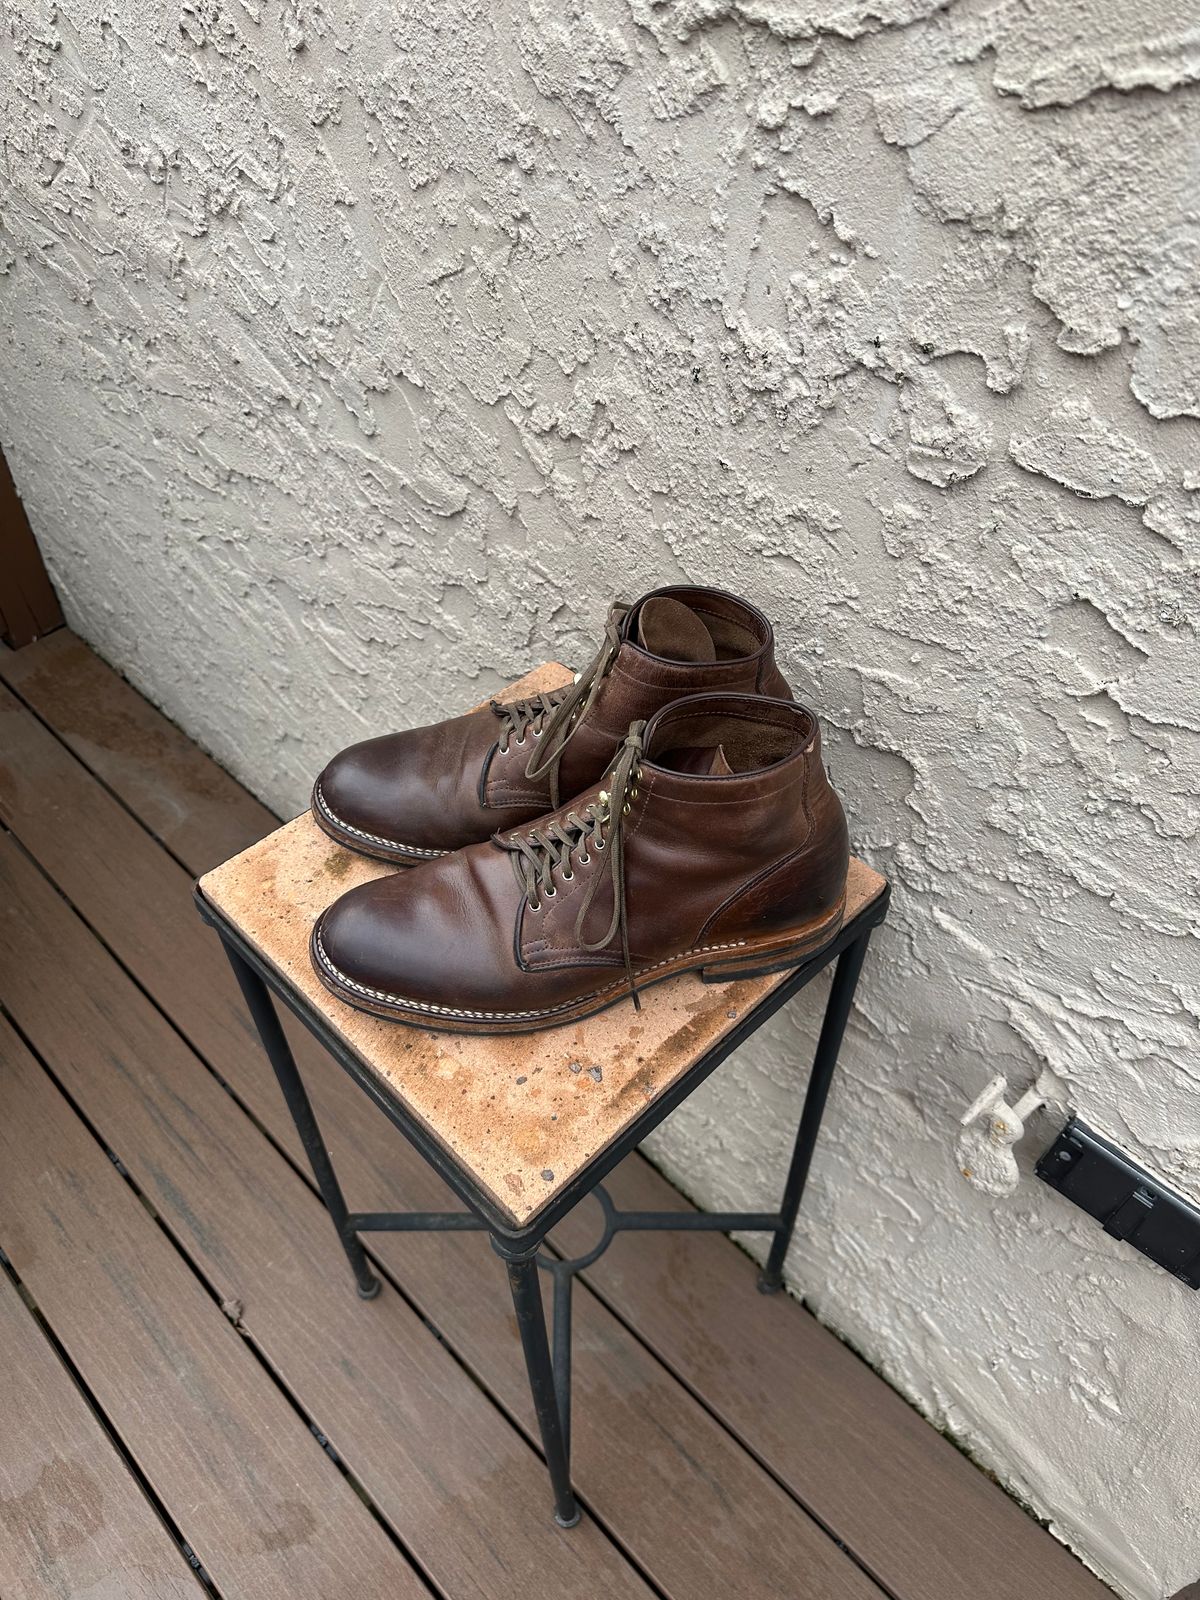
<box><xmin>311</xmin><ymin>693</ymin><xmax>849</xmax><ymax>1034</ymax></box>
<box><xmin>311</xmin><ymin>587</ymin><xmax>792</xmax><ymax>864</ymax></box>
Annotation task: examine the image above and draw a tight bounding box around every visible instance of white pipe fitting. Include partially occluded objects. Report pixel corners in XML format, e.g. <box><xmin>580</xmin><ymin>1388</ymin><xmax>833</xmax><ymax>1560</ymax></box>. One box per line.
<box><xmin>956</xmin><ymin>1069</ymin><xmax>1068</xmax><ymax>1197</ymax></box>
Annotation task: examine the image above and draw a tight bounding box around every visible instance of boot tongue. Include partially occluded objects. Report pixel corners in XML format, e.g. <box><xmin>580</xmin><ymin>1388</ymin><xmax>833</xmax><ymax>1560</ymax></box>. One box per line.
<box><xmin>636</xmin><ymin>597</ymin><xmax>717</xmax><ymax>664</ymax></box>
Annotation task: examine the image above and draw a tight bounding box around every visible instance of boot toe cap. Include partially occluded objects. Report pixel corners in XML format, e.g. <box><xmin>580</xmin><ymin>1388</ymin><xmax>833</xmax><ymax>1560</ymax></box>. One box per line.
<box><xmin>313</xmin><ymin>867</ymin><xmax>502</xmax><ymax>1019</ymax></box>
<box><xmin>313</xmin><ymin>734</ymin><xmax>446</xmax><ymax>857</ymax></box>
<box><xmin>314</xmin><ymin>742</ymin><xmax>391</xmax><ymax>842</ymax></box>
<box><xmin>312</xmin><ymin>717</ymin><xmax>494</xmax><ymax>859</ymax></box>
<box><xmin>312</xmin><ymin>877</ymin><xmax>430</xmax><ymax>1008</ymax></box>
<box><xmin>311</xmin><ymin>851</ymin><xmax>556</xmax><ymax>1024</ymax></box>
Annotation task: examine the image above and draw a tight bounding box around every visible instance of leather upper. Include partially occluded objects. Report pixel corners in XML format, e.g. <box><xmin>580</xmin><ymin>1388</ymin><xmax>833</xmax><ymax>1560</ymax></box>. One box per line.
<box><xmin>313</xmin><ymin>693</ymin><xmax>849</xmax><ymax>1023</ymax></box>
<box><xmin>313</xmin><ymin>586</ymin><xmax>793</xmax><ymax>858</ymax></box>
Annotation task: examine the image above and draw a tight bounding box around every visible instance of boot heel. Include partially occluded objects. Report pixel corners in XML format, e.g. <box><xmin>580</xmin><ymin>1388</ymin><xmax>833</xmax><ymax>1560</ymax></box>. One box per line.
<box><xmin>699</xmin><ymin>905</ymin><xmax>845</xmax><ymax>983</ymax></box>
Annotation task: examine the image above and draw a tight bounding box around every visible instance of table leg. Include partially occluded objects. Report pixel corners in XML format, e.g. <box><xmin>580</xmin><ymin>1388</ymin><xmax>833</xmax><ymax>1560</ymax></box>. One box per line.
<box><xmin>500</xmin><ymin>1248</ymin><xmax>580</xmax><ymax>1528</ymax></box>
<box><xmin>222</xmin><ymin>939</ymin><xmax>381</xmax><ymax>1300</ymax></box>
<box><xmin>759</xmin><ymin>929</ymin><xmax>874</xmax><ymax>1293</ymax></box>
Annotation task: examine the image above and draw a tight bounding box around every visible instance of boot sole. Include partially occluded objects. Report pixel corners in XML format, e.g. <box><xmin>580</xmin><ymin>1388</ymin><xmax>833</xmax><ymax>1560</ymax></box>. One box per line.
<box><xmin>310</xmin><ymin>781</ymin><xmax>450</xmax><ymax>866</ymax></box>
<box><xmin>310</xmin><ymin>895</ymin><xmax>846</xmax><ymax>1037</ymax></box>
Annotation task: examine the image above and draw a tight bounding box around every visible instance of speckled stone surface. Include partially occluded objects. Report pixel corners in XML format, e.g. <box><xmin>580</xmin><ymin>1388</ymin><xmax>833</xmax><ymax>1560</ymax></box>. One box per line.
<box><xmin>200</xmin><ymin>664</ymin><xmax>885</xmax><ymax>1227</ymax></box>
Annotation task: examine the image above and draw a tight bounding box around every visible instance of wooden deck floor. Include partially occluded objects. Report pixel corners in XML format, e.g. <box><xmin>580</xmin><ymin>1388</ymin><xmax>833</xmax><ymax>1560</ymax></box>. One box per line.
<box><xmin>0</xmin><ymin>628</ymin><xmax>1115</xmax><ymax>1600</ymax></box>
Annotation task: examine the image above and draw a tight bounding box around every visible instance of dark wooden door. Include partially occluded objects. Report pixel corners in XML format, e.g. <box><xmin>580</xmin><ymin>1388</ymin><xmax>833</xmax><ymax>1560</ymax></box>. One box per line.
<box><xmin>0</xmin><ymin>448</ymin><xmax>62</xmax><ymax>647</ymax></box>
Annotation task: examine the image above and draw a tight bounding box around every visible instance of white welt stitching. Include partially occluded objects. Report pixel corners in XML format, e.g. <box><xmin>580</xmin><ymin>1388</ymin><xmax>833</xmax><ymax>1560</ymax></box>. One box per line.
<box><xmin>312</xmin><ymin>927</ymin><xmax>749</xmax><ymax>1021</ymax></box>
<box><xmin>313</xmin><ymin>781</ymin><xmax>449</xmax><ymax>860</ymax></box>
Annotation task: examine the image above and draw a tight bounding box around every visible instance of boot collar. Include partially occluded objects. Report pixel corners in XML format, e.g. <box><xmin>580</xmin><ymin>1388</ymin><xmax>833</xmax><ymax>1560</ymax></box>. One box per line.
<box><xmin>638</xmin><ymin>693</ymin><xmax>819</xmax><ymax>801</ymax></box>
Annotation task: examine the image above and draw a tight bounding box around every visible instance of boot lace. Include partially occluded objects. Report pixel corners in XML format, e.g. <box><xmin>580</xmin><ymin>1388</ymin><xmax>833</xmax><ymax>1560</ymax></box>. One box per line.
<box><xmin>502</xmin><ymin>722</ymin><xmax>646</xmax><ymax>1007</ymax></box>
<box><xmin>490</xmin><ymin>602</ymin><xmax>630</xmax><ymax>808</ymax></box>
<box><xmin>491</xmin><ymin>690</ymin><xmax>565</xmax><ymax>755</ymax></box>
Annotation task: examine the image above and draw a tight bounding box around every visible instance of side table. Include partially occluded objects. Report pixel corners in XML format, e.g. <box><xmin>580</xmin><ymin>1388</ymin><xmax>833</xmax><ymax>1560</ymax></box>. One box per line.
<box><xmin>195</xmin><ymin>665</ymin><xmax>889</xmax><ymax>1528</ymax></box>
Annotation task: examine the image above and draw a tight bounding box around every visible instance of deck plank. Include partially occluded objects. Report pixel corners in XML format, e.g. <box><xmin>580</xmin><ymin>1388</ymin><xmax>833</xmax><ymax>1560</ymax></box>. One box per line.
<box><xmin>0</xmin><ymin>1017</ymin><xmax>426</xmax><ymax>1600</ymax></box>
<box><xmin>0</xmin><ymin>830</ymin><xmax>652</xmax><ymax>1600</ymax></box>
<box><xmin>0</xmin><ymin>628</ymin><xmax>276</xmax><ymax>870</ymax></box>
<box><xmin>0</xmin><ymin>641</ymin><xmax>888</xmax><ymax>1598</ymax></box>
<box><xmin>0</xmin><ymin>678</ymin><xmax>286</xmax><ymax>1090</ymax></box>
<box><xmin>0</xmin><ymin>1269</ymin><xmax>201</xmax><ymax>1600</ymax></box>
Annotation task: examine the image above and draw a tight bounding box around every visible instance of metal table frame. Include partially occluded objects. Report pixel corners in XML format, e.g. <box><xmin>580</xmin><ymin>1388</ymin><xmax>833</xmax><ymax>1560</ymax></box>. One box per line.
<box><xmin>196</xmin><ymin>882</ymin><xmax>890</xmax><ymax>1528</ymax></box>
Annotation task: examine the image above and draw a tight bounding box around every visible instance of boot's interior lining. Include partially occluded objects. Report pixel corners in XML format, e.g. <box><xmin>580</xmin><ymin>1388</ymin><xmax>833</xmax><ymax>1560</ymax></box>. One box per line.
<box><xmin>635</xmin><ymin>595</ymin><xmax>761</xmax><ymax>662</ymax></box>
<box><xmin>637</xmin><ymin>596</ymin><xmax>718</xmax><ymax>665</ymax></box>
<box><xmin>700</xmin><ymin>612</ymin><xmax>759</xmax><ymax>660</ymax></box>
<box><xmin>654</xmin><ymin>713</ymin><xmax>802</xmax><ymax>774</ymax></box>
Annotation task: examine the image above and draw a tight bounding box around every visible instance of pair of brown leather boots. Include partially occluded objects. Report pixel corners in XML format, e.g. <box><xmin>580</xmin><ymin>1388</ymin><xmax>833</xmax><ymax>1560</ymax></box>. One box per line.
<box><xmin>309</xmin><ymin>587</ymin><xmax>849</xmax><ymax>1035</ymax></box>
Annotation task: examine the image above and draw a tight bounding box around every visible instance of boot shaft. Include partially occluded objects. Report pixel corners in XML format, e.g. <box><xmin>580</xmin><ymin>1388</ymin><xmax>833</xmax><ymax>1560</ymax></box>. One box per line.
<box><xmin>315</xmin><ymin>584</ymin><xmax>796</xmax><ymax>865</ymax></box>
<box><xmin>520</xmin><ymin>694</ymin><xmax>848</xmax><ymax>966</ymax></box>
<box><xmin>491</xmin><ymin>586</ymin><xmax>793</xmax><ymax>808</ymax></box>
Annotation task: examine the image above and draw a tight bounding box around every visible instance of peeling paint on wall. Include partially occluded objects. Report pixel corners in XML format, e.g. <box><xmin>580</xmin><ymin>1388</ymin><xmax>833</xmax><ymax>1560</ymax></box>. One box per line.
<box><xmin>2</xmin><ymin>2</ymin><xmax>1198</xmax><ymax>1594</ymax></box>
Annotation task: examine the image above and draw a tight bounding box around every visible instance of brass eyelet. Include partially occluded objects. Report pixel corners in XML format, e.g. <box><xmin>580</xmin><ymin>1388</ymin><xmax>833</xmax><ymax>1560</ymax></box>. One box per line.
<box><xmin>622</xmin><ymin>802</ymin><xmax>631</xmax><ymax>814</ymax></box>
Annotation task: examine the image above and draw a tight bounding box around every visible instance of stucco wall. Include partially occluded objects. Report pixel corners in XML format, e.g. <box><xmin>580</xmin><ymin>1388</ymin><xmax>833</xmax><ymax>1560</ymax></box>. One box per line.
<box><xmin>3</xmin><ymin>1</ymin><xmax>1199</xmax><ymax>1593</ymax></box>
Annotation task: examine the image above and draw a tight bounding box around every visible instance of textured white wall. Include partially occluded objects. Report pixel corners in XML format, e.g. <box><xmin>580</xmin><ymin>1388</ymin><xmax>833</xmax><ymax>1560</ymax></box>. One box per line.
<box><xmin>3</xmin><ymin>2</ymin><xmax>1199</xmax><ymax>1593</ymax></box>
